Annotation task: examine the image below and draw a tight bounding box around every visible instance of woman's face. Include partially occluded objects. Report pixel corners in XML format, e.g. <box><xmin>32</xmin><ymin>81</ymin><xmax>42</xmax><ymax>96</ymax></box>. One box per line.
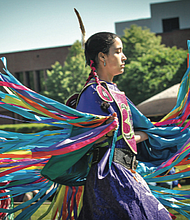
<box><xmin>104</xmin><ymin>37</ymin><xmax>127</xmax><ymax>78</ymax></box>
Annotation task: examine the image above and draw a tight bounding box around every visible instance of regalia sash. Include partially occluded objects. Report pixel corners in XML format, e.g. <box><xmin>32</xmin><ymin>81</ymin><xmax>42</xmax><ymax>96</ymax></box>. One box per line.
<box><xmin>78</xmin><ymin>80</ymin><xmax>137</xmax><ymax>154</ymax></box>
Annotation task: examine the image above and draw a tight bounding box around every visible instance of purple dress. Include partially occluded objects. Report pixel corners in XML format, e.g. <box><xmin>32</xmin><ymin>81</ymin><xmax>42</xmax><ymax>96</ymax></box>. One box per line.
<box><xmin>77</xmin><ymin>82</ymin><xmax>172</xmax><ymax>220</ymax></box>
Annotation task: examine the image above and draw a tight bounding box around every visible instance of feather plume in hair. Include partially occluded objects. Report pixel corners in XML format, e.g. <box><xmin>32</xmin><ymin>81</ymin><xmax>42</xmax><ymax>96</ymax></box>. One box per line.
<box><xmin>74</xmin><ymin>8</ymin><xmax>86</xmax><ymax>48</ymax></box>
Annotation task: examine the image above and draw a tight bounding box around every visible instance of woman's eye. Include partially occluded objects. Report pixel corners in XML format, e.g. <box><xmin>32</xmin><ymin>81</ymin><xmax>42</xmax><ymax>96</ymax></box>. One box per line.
<box><xmin>116</xmin><ymin>49</ymin><xmax>122</xmax><ymax>54</ymax></box>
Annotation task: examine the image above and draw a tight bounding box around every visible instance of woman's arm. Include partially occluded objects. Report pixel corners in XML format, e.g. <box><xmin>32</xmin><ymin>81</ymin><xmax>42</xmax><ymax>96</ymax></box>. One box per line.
<box><xmin>95</xmin><ymin>112</ymin><xmax>118</xmax><ymax>143</ymax></box>
<box><xmin>134</xmin><ymin>131</ymin><xmax>148</xmax><ymax>144</ymax></box>
<box><xmin>96</xmin><ymin>117</ymin><xmax>148</xmax><ymax>144</ymax></box>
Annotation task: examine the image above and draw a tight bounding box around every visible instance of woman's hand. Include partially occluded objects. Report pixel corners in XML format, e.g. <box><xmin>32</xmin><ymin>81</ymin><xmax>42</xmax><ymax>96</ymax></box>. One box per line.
<box><xmin>95</xmin><ymin>112</ymin><xmax>118</xmax><ymax>143</ymax></box>
<box><xmin>134</xmin><ymin>131</ymin><xmax>148</xmax><ymax>144</ymax></box>
<box><xmin>105</xmin><ymin>112</ymin><xmax>118</xmax><ymax>137</ymax></box>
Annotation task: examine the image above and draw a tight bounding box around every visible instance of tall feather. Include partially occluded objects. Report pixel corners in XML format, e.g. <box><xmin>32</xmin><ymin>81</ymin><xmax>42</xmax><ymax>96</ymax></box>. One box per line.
<box><xmin>74</xmin><ymin>8</ymin><xmax>86</xmax><ymax>48</ymax></box>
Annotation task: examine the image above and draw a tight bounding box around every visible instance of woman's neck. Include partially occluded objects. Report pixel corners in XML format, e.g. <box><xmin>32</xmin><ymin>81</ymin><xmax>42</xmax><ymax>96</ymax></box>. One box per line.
<box><xmin>97</xmin><ymin>70</ymin><xmax>113</xmax><ymax>83</ymax></box>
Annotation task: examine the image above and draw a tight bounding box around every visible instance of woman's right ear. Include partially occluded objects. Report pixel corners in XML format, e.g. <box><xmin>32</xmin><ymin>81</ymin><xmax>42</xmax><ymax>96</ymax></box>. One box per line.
<box><xmin>98</xmin><ymin>52</ymin><xmax>105</xmax><ymax>64</ymax></box>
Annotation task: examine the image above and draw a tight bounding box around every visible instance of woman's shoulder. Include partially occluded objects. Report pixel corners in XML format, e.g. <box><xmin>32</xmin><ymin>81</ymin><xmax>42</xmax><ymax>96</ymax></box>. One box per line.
<box><xmin>81</xmin><ymin>81</ymin><xmax>97</xmax><ymax>94</ymax></box>
<box><xmin>76</xmin><ymin>83</ymin><xmax>105</xmax><ymax>114</ymax></box>
<box><xmin>77</xmin><ymin>83</ymin><xmax>100</xmax><ymax>105</ymax></box>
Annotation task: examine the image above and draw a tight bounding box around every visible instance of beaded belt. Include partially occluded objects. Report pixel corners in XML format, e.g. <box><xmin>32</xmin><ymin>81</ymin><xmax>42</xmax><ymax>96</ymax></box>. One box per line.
<box><xmin>92</xmin><ymin>147</ymin><xmax>137</xmax><ymax>170</ymax></box>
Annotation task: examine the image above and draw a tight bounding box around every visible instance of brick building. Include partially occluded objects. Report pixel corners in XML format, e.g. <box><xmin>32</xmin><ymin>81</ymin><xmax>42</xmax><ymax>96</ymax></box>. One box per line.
<box><xmin>115</xmin><ymin>0</ymin><xmax>190</xmax><ymax>50</ymax></box>
<box><xmin>0</xmin><ymin>45</ymin><xmax>71</xmax><ymax>124</ymax></box>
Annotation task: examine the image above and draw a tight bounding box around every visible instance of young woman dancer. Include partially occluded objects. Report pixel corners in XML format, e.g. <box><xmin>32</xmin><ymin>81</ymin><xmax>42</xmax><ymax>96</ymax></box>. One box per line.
<box><xmin>76</xmin><ymin>32</ymin><xmax>172</xmax><ymax>220</ymax></box>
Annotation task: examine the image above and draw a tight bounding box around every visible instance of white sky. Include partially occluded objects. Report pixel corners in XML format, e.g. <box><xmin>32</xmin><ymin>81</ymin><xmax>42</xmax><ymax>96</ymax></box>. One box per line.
<box><xmin>0</xmin><ymin>0</ymin><xmax>177</xmax><ymax>54</ymax></box>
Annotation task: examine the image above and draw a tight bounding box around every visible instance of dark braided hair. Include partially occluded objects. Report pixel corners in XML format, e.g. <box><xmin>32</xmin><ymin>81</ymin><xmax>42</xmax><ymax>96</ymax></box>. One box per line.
<box><xmin>84</xmin><ymin>32</ymin><xmax>118</xmax><ymax>85</ymax></box>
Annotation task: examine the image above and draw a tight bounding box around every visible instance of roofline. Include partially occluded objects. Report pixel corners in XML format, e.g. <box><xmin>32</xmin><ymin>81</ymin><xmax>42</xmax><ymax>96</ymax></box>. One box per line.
<box><xmin>0</xmin><ymin>44</ymin><xmax>72</xmax><ymax>55</ymax></box>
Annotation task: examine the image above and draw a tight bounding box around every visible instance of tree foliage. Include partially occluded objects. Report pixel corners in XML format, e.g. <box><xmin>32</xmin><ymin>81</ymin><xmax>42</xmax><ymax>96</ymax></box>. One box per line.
<box><xmin>43</xmin><ymin>25</ymin><xmax>187</xmax><ymax>106</ymax></box>
<box><xmin>115</xmin><ymin>25</ymin><xmax>187</xmax><ymax>105</ymax></box>
<box><xmin>42</xmin><ymin>41</ymin><xmax>90</xmax><ymax>104</ymax></box>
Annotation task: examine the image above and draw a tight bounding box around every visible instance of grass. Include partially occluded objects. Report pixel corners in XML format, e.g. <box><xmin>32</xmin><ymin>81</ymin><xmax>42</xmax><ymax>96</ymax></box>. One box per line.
<box><xmin>163</xmin><ymin>183</ymin><xmax>190</xmax><ymax>220</ymax></box>
<box><xmin>168</xmin><ymin>209</ymin><xmax>190</xmax><ymax>220</ymax></box>
<box><xmin>14</xmin><ymin>202</ymin><xmax>52</xmax><ymax>220</ymax></box>
<box><xmin>14</xmin><ymin>183</ymin><xmax>190</xmax><ymax>220</ymax></box>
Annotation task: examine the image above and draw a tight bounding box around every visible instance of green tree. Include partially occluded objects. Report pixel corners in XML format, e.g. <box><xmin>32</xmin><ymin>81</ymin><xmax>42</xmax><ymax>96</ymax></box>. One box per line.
<box><xmin>43</xmin><ymin>41</ymin><xmax>90</xmax><ymax>104</ymax></box>
<box><xmin>115</xmin><ymin>25</ymin><xmax>187</xmax><ymax>105</ymax></box>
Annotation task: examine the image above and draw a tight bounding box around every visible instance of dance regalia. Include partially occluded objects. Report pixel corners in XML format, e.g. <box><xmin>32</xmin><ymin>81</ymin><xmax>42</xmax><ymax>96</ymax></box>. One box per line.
<box><xmin>76</xmin><ymin>80</ymin><xmax>172</xmax><ymax>220</ymax></box>
<box><xmin>0</xmin><ymin>41</ymin><xmax>189</xmax><ymax>219</ymax></box>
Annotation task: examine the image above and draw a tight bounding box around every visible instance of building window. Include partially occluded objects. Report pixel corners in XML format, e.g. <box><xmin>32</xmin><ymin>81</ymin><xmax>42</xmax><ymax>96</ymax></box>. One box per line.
<box><xmin>25</xmin><ymin>71</ymin><xmax>34</xmax><ymax>90</ymax></box>
<box><xmin>15</xmin><ymin>70</ymin><xmax>47</xmax><ymax>92</ymax></box>
<box><xmin>15</xmin><ymin>72</ymin><xmax>24</xmax><ymax>84</ymax></box>
<box><xmin>162</xmin><ymin>17</ymin><xmax>179</xmax><ymax>32</ymax></box>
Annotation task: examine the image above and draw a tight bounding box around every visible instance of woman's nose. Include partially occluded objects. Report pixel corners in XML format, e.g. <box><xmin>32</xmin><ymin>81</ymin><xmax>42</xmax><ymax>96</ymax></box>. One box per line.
<box><xmin>122</xmin><ymin>53</ymin><xmax>127</xmax><ymax>61</ymax></box>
